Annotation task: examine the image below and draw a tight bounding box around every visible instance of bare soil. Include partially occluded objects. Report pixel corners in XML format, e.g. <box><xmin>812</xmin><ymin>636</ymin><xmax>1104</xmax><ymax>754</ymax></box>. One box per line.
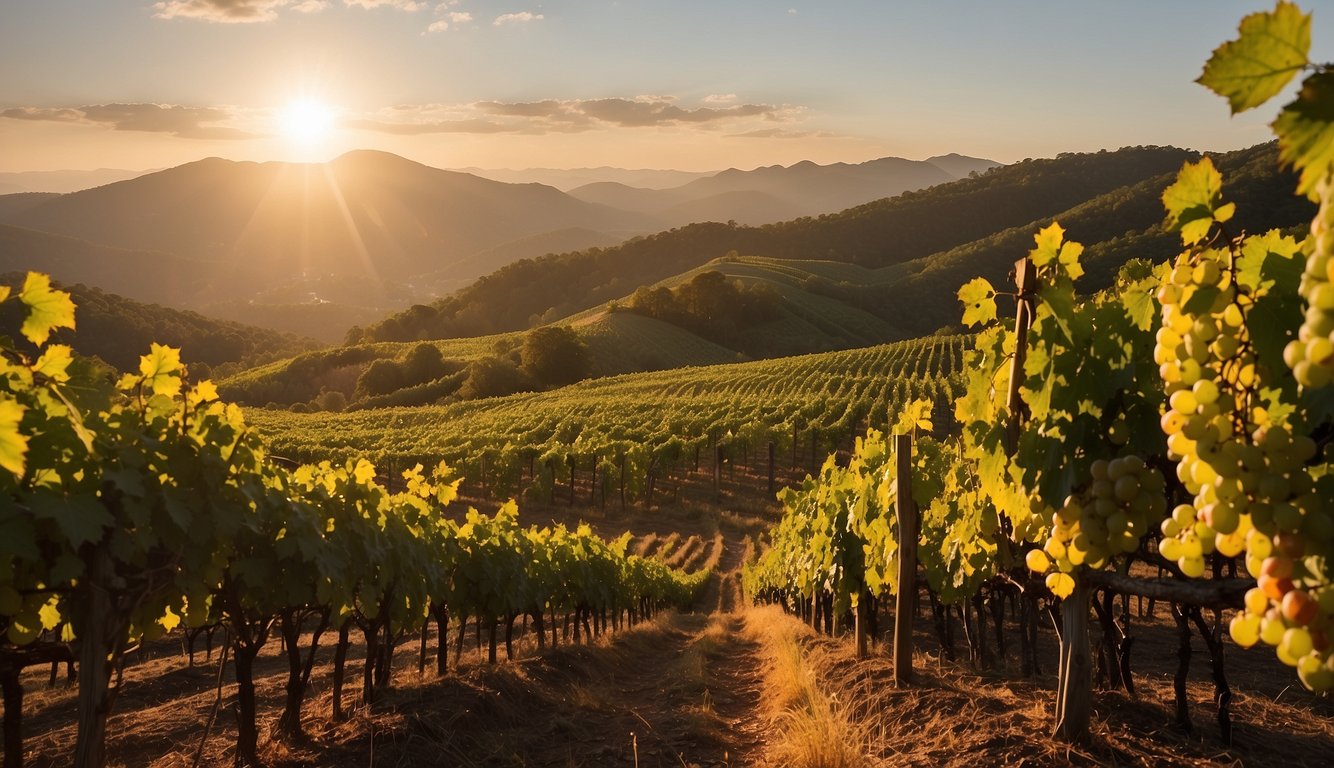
<box><xmin>9</xmin><ymin>510</ymin><xmax>1334</xmax><ymax>767</ymax></box>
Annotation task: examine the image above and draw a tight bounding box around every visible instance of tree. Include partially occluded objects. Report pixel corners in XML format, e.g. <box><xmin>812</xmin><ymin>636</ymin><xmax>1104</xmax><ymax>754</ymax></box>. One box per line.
<box><xmin>355</xmin><ymin>359</ymin><xmax>403</xmax><ymax>399</ymax></box>
<box><xmin>404</xmin><ymin>343</ymin><xmax>447</xmax><ymax>382</ymax></box>
<box><xmin>458</xmin><ymin>356</ymin><xmax>529</xmax><ymax>400</ymax></box>
<box><xmin>519</xmin><ymin>326</ymin><xmax>589</xmax><ymax>388</ymax></box>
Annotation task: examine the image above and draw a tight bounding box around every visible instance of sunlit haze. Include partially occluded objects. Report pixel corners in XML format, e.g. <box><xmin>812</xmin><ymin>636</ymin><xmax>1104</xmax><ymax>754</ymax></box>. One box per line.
<box><xmin>1</xmin><ymin>1</ymin><xmax>1332</xmax><ymax>173</ymax></box>
<box><xmin>278</xmin><ymin>99</ymin><xmax>338</xmax><ymax>159</ymax></box>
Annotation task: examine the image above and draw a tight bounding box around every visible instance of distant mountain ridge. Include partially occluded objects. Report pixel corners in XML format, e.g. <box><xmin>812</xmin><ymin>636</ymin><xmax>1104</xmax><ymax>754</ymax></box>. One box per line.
<box><xmin>0</xmin><ymin>167</ymin><xmax>151</xmax><ymax>195</ymax></box>
<box><xmin>567</xmin><ymin>154</ymin><xmax>1000</xmax><ymax>226</ymax></box>
<box><xmin>455</xmin><ymin>166</ymin><xmax>716</xmax><ymax>190</ymax></box>
<box><xmin>0</xmin><ymin>148</ymin><xmax>1002</xmax><ymax>342</ymax></box>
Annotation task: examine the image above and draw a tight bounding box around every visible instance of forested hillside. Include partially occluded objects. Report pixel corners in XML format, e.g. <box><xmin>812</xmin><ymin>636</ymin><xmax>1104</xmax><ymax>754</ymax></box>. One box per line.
<box><xmin>0</xmin><ymin>276</ymin><xmax>317</xmax><ymax>372</ymax></box>
<box><xmin>360</xmin><ymin>142</ymin><xmax>1308</xmax><ymax>344</ymax></box>
<box><xmin>356</xmin><ymin>146</ymin><xmax>1200</xmax><ymax>342</ymax></box>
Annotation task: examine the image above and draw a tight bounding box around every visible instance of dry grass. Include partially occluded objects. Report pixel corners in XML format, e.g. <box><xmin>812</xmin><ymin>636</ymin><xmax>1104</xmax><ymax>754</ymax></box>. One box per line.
<box><xmin>654</xmin><ymin>532</ymin><xmax>682</xmax><ymax>562</ymax></box>
<box><xmin>634</xmin><ymin>532</ymin><xmax>660</xmax><ymax>557</ymax></box>
<box><xmin>739</xmin><ymin>603</ymin><xmax>1334</xmax><ymax>768</ymax></box>
<box><xmin>747</xmin><ymin>606</ymin><xmax>869</xmax><ymax>768</ymax></box>
<box><xmin>686</xmin><ymin>533</ymin><xmax>726</xmax><ymax>574</ymax></box>
<box><xmin>665</xmin><ymin>535</ymin><xmax>703</xmax><ymax>569</ymax></box>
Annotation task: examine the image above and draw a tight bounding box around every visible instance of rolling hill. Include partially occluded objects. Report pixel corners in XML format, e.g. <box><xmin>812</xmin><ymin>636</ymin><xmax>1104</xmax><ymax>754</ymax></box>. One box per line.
<box><xmin>227</xmin><ymin>141</ymin><xmax>1309</xmax><ymax>412</ymax></box>
<box><xmin>357</xmin><ymin>144</ymin><xmax>1209</xmax><ymax>343</ymax></box>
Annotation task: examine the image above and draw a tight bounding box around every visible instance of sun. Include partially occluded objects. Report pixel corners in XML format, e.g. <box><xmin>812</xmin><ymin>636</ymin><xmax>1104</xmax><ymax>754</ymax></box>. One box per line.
<box><xmin>278</xmin><ymin>99</ymin><xmax>336</xmax><ymax>146</ymax></box>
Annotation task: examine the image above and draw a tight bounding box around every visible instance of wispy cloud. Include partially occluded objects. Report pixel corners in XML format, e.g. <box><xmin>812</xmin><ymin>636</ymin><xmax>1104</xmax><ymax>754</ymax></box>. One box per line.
<box><xmin>728</xmin><ymin>128</ymin><xmax>835</xmax><ymax>139</ymax></box>
<box><xmin>153</xmin><ymin>0</ymin><xmax>432</xmax><ymax>23</ymax></box>
<box><xmin>494</xmin><ymin>11</ymin><xmax>542</xmax><ymax>26</ymax></box>
<box><xmin>1</xmin><ymin>103</ymin><xmax>258</xmax><ymax>140</ymax></box>
<box><xmin>344</xmin><ymin>0</ymin><xmax>425</xmax><ymax>10</ymax></box>
<box><xmin>343</xmin><ymin>116</ymin><xmax>507</xmax><ymax>134</ymax></box>
<box><xmin>152</xmin><ymin>0</ymin><xmax>295</xmax><ymax>23</ymax></box>
<box><xmin>347</xmin><ymin>96</ymin><xmax>799</xmax><ymax>135</ymax></box>
<box><xmin>424</xmin><ymin>3</ymin><xmax>472</xmax><ymax>32</ymax></box>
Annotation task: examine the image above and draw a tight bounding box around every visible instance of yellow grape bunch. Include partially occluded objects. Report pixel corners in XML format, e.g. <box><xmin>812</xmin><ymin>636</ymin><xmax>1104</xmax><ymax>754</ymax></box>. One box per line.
<box><xmin>1153</xmin><ymin>157</ymin><xmax>1332</xmax><ymax>689</ymax></box>
<box><xmin>1026</xmin><ymin>455</ymin><xmax>1166</xmax><ymax>598</ymax></box>
<box><xmin>1286</xmin><ymin>176</ymin><xmax>1334</xmax><ymax>388</ymax></box>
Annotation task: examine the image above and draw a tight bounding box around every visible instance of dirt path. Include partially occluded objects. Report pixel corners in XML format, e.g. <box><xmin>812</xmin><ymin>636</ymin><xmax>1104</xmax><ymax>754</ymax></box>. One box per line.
<box><xmin>515</xmin><ymin>533</ymin><xmax>767</xmax><ymax>767</ymax></box>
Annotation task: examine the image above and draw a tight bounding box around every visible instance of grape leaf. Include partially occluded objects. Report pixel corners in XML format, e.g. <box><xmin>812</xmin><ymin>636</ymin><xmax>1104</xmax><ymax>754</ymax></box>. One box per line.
<box><xmin>31</xmin><ymin>344</ymin><xmax>73</xmax><ymax>383</ymax></box>
<box><xmin>1119</xmin><ymin>277</ymin><xmax>1158</xmax><ymax>331</ymax></box>
<box><xmin>1030</xmin><ymin>223</ymin><xmax>1066</xmax><ymax>268</ymax></box>
<box><xmin>1236</xmin><ymin>230</ymin><xmax>1302</xmax><ymax>292</ymax></box>
<box><xmin>958</xmin><ymin>278</ymin><xmax>997</xmax><ymax>327</ymax></box>
<box><xmin>38</xmin><ymin>601</ymin><xmax>61</xmax><ymax>631</ymax></box>
<box><xmin>28</xmin><ymin>494</ymin><xmax>112</xmax><ymax>547</ymax></box>
<box><xmin>1058</xmin><ymin>239</ymin><xmax>1085</xmax><ymax>281</ymax></box>
<box><xmin>1198</xmin><ymin>1</ymin><xmax>1310</xmax><ymax>113</ymax></box>
<box><xmin>0</xmin><ymin>397</ymin><xmax>27</xmax><ymax>477</ymax></box>
<box><xmin>159</xmin><ymin>606</ymin><xmax>182</xmax><ymax>633</ymax></box>
<box><xmin>1162</xmin><ymin>158</ymin><xmax>1226</xmax><ymax>245</ymax></box>
<box><xmin>1273</xmin><ymin>70</ymin><xmax>1334</xmax><ymax>199</ymax></box>
<box><xmin>188</xmin><ymin>379</ymin><xmax>219</xmax><ymax>406</ymax></box>
<box><xmin>138</xmin><ymin>343</ymin><xmax>183</xmax><ymax>398</ymax></box>
<box><xmin>17</xmin><ymin>273</ymin><xmax>75</xmax><ymax>347</ymax></box>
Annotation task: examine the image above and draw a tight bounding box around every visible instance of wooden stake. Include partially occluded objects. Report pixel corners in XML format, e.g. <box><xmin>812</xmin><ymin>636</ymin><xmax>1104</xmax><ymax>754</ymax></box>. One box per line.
<box><xmin>1006</xmin><ymin>257</ymin><xmax>1036</xmax><ymax>454</ymax></box>
<box><xmin>892</xmin><ymin>432</ymin><xmax>917</xmax><ymax>685</ymax></box>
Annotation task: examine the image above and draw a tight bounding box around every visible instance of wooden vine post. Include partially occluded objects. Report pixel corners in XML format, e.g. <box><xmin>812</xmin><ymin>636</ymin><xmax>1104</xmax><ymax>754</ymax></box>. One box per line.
<box><xmin>892</xmin><ymin>432</ymin><xmax>917</xmax><ymax>685</ymax></box>
<box><xmin>1005</xmin><ymin>257</ymin><xmax>1036</xmax><ymax>455</ymax></box>
<box><xmin>1054</xmin><ymin>581</ymin><xmax>1093</xmax><ymax>741</ymax></box>
<box><xmin>1004</xmin><ymin>255</ymin><xmax>1092</xmax><ymax>741</ymax></box>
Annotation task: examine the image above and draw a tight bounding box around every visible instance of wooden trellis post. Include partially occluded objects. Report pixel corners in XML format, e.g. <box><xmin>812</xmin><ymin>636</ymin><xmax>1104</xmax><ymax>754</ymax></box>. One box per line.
<box><xmin>892</xmin><ymin>432</ymin><xmax>917</xmax><ymax>685</ymax></box>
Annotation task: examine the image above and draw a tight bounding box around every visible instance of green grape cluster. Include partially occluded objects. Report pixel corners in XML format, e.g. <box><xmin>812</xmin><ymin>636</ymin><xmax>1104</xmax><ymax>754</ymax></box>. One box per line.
<box><xmin>1026</xmin><ymin>455</ymin><xmax>1165</xmax><ymax>598</ymax></box>
<box><xmin>1154</xmin><ymin>251</ymin><xmax>1272</xmax><ymax>563</ymax></box>
<box><xmin>1155</xmin><ymin>242</ymin><xmax>1334</xmax><ymax>689</ymax></box>
<box><xmin>1285</xmin><ymin>177</ymin><xmax>1334</xmax><ymax>388</ymax></box>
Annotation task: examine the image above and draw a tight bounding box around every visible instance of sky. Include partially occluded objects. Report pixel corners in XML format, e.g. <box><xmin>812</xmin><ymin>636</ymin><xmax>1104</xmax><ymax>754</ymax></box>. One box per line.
<box><xmin>0</xmin><ymin>1</ymin><xmax>1331</xmax><ymax>173</ymax></box>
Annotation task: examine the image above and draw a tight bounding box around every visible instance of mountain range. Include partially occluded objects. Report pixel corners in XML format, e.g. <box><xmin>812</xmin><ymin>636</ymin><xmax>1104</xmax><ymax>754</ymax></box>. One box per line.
<box><xmin>0</xmin><ymin>150</ymin><xmax>998</xmax><ymax>340</ymax></box>
<box><xmin>568</xmin><ymin>154</ymin><xmax>998</xmax><ymax>226</ymax></box>
<box><xmin>0</xmin><ymin>167</ymin><xmax>151</xmax><ymax>195</ymax></box>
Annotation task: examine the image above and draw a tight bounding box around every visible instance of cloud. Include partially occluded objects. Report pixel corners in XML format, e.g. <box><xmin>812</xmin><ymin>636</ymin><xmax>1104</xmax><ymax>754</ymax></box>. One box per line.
<box><xmin>728</xmin><ymin>128</ymin><xmax>836</xmax><ymax>139</ymax></box>
<box><xmin>425</xmin><ymin>4</ymin><xmax>471</xmax><ymax>32</ymax></box>
<box><xmin>1</xmin><ymin>103</ymin><xmax>258</xmax><ymax>139</ymax></box>
<box><xmin>152</xmin><ymin>0</ymin><xmax>294</xmax><ymax>22</ymax></box>
<box><xmin>703</xmin><ymin>94</ymin><xmax>737</xmax><ymax>104</ymax></box>
<box><xmin>1</xmin><ymin>107</ymin><xmax>86</xmax><ymax>123</ymax></box>
<box><xmin>494</xmin><ymin>11</ymin><xmax>542</xmax><ymax>26</ymax></box>
<box><xmin>153</xmin><ymin>0</ymin><xmax>429</xmax><ymax>23</ymax></box>
<box><xmin>579</xmin><ymin>98</ymin><xmax>771</xmax><ymax>127</ymax></box>
<box><xmin>345</xmin><ymin>0</ymin><xmax>425</xmax><ymax>10</ymax></box>
<box><xmin>344</xmin><ymin>116</ymin><xmax>509</xmax><ymax>134</ymax></box>
<box><xmin>348</xmin><ymin>96</ymin><xmax>796</xmax><ymax>136</ymax></box>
